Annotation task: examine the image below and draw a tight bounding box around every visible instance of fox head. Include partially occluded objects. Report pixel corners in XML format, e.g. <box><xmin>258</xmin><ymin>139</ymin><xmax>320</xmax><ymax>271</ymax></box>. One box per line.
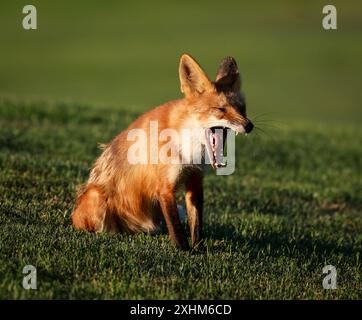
<box><xmin>179</xmin><ymin>54</ymin><xmax>253</xmax><ymax>168</ymax></box>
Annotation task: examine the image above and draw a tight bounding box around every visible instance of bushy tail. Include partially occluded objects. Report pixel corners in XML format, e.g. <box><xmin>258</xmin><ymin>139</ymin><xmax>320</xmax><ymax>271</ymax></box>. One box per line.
<box><xmin>71</xmin><ymin>184</ymin><xmax>107</xmax><ymax>232</ymax></box>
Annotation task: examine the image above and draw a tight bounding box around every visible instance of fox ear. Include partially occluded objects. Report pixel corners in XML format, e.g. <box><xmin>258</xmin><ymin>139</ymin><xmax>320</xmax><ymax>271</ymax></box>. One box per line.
<box><xmin>179</xmin><ymin>54</ymin><xmax>214</xmax><ymax>97</ymax></box>
<box><xmin>215</xmin><ymin>56</ymin><xmax>241</xmax><ymax>92</ymax></box>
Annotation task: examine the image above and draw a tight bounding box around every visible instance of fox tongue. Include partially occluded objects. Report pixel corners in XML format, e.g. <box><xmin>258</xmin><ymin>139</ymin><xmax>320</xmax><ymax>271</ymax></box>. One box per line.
<box><xmin>205</xmin><ymin>128</ymin><xmax>226</xmax><ymax>169</ymax></box>
<box><xmin>214</xmin><ymin>130</ymin><xmax>221</xmax><ymax>151</ymax></box>
<box><xmin>205</xmin><ymin>128</ymin><xmax>216</xmax><ymax>168</ymax></box>
<box><xmin>213</xmin><ymin>130</ymin><xmax>225</xmax><ymax>167</ymax></box>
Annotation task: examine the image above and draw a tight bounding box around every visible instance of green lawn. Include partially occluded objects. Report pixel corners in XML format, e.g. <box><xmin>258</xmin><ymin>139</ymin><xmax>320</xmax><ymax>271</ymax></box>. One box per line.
<box><xmin>0</xmin><ymin>0</ymin><xmax>361</xmax><ymax>299</ymax></box>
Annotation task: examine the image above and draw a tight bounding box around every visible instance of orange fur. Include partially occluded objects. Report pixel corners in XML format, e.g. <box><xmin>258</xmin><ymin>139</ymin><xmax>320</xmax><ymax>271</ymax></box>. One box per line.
<box><xmin>71</xmin><ymin>54</ymin><xmax>253</xmax><ymax>250</ymax></box>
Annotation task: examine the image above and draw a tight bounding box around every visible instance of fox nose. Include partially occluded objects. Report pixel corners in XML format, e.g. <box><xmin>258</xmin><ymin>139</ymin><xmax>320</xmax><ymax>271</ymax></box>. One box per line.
<box><xmin>244</xmin><ymin>121</ymin><xmax>254</xmax><ymax>134</ymax></box>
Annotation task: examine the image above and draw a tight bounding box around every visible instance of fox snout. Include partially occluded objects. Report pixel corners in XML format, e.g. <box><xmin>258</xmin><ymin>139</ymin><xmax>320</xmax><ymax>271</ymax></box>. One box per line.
<box><xmin>233</xmin><ymin>117</ymin><xmax>254</xmax><ymax>134</ymax></box>
<box><xmin>244</xmin><ymin>120</ymin><xmax>254</xmax><ymax>134</ymax></box>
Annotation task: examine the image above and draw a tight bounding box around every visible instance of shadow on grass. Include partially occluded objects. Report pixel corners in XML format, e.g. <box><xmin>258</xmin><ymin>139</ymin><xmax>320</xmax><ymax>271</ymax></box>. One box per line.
<box><xmin>205</xmin><ymin>223</ymin><xmax>359</xmax><ymax>260</ymax></box>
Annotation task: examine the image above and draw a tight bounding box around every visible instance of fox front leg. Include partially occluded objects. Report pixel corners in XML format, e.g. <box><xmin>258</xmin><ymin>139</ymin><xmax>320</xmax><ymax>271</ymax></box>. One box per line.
<box><xmin>185</xmin><ymin>175</ymin><xmax>204</xmax><ymax>248</ymax></box>
<box><xmin>159</xmin><ymin>191</ymin><xmax>190</xmax><ymax>251</ymax></box>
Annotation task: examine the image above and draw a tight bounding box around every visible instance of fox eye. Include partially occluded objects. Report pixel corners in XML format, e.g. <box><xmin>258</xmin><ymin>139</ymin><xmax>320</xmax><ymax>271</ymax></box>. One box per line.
<box><xmin>217</xmin><ymin>107</ymin><xmax>227</xmax><ymax>112</ymax></box>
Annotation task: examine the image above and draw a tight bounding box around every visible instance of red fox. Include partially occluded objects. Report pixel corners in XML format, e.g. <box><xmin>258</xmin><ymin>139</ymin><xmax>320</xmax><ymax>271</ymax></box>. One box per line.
<box><xmin>71</xmin><ymin>54</ymin><xmax>253</xmax><ymax>250</ymax></box>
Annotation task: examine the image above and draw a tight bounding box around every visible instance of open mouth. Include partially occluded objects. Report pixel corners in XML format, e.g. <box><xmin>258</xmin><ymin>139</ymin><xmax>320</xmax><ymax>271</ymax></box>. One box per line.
<box><xmin>204</xmin><ymin>121</ymin><xmax>251</xmax><ymax>169</ymax></box>
<box><xmin>205</xmin><ymin>126</ymin><xmax>228</xmax><ymax>169</ymax></box>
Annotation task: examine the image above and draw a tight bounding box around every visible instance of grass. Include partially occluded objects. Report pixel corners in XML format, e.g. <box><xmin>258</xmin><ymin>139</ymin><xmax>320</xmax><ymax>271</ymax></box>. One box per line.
<box><xmin>0</xmin><ymin>99</ymin><xmax>361</xmax><ymax>299</ymax></box>
<box><xmin>0</xmin><ymin>0</ymin><xmax>361</xmax><ymax>299</ymax></box>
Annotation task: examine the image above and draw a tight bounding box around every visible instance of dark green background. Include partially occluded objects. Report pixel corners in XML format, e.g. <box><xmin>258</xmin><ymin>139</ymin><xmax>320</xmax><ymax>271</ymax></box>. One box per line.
<box><xmin>1</xmin><ymin>0</ymin><xmax>361</xmax><ymax>122</ymax></box>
